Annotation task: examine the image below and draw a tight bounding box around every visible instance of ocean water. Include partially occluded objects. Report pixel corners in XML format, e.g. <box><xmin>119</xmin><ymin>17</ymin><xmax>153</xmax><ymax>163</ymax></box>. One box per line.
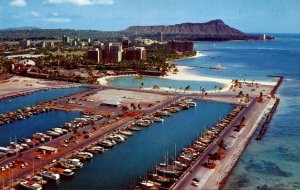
<box><xmin>44</xmin><ymin>100</ymin><xmax>232</xmax><ymax>190</ymax></box>
<box><xmin>173</xmin><ymin>34</ymin><xmax>300</xmax><ymax>190</ymax></box>
<box><xmin>108</xmin><ymin>75</ymin><xmax>224</xmax><ymax>91</ymax></box>
<box><xmin>0</xmin><ymin>87</ymin><xmax>88</xmax><ymax>114</ymax></box>
<box><xmin>176</xmin><ymin>35</ymin><xmax>300</xmax><ymax>84</ymax></box>
<box><xmin>0</xmin><ymin>110</ymin><xmax>82</xmax><ymax>146</ymax></box>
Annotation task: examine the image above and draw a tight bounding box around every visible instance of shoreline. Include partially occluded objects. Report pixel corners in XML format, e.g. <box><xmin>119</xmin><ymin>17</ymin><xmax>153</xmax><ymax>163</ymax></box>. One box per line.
<box><xmin>97</xmin><ymin>49</ymin><xmax>276</xmax><ymax>93</ymax></box>
<box><xmin>166</xmin><ymin>51</ymin><xmax>206</xmax><ymax>63</ymax></box>
<box><xmin>0</xmin><ymin>76</ymin><xmax>84</xmax><ymax>99</ymax></box>
<box><xmin>97</xmin><ymin>64</ymin><xmax>275</xmax><ymax>94</ymax></box>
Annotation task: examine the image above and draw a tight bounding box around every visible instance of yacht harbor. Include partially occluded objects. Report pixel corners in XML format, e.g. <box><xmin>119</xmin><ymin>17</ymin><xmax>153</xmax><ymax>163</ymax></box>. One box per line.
<box><xmin>0</xmin><ymin>73</ymin><xmax>280</xmax><ymax>190</ymax></box>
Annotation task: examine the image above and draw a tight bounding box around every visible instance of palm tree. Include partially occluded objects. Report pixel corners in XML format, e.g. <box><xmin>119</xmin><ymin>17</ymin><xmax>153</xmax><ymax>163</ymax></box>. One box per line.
<box><xmin>184</xmin><ymin>85</ymin><xmax>191</xmax><ymax>92</ymax></box>
<box><xmin>238</xmin><ymin>91</ymin><xmax>244</xmax><ymax>97</ymax></box>
<box><xmin>214</xmin><ymin>85</ymin><xmax>217</xmax><ymax>92</ymax></box>
<box><xmin>130</xmin><ymin>103</ymin><xmax>135</xmax><ymax>110</ymax></box>
<box><xmin>245</xmin><ymin>94</ymin><xmax>250</xmax><ymax>102</ymax></box>
<box><xmin>122</xmin><ymin>106</ymin><xmax>128</xmax><ymax>112</ymax></box>
<box><xmin>201</xmin><ymin>88</ymin><xmax>205</xmax><ymax>98</ymax></box>
<box><xmin>140</xmin><ymin>82</ymin><xmax>144</xmax><ymax>89</ymax></box>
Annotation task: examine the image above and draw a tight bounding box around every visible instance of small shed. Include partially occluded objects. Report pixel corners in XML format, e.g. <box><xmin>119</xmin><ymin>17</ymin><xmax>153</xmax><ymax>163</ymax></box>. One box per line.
<box><xmin>38</xmin><ymin>146</ymin><xmax>58</xmax><ymax>154</ymax></box>
<box><xmin>17</xmin><ymin>59</ymin><xmax>36</xmax><ymax>66</ymax></box>
<box><xmin>100</xmin><ymin>99</ymin><xmax>121</xmax><ymax>107</ymax></box>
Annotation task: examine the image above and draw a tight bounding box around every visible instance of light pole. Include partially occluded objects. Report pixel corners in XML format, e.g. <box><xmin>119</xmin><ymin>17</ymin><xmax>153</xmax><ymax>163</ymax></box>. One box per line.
<box><xmin>2</xmin><ymin>170</ymin><xmax>4</xmax><ymax>190</ymax></box>
<box><xmin>33</xmin><ymin>158</ymin><xmax>35</xmax><ymax>174</ymax></box>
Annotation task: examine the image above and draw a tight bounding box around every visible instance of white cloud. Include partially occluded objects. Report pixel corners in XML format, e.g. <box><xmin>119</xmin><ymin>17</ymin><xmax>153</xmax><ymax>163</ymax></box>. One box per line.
<box><xmin>10</xmin><ymin>0</ymin><xmax>27</xmax><ymax>7</ymax></box>
<box><xmin>52</xmin><ymin>12</ymin><xmax>59</xmax><ymax>16</ymax></box>
<box><xmin>30</xmin><ymin>11</ymin><xmax>39</xmax><ymax>17</ymax></box>
<box><xmin>44</xmin><ymin>17</ymin><xmax>72</xmax><ymax>23</ymax></box>
<box><xmin>47</xmin><ymin>0</ymin><xmax>114</xmax><ymax>6</ymax></box>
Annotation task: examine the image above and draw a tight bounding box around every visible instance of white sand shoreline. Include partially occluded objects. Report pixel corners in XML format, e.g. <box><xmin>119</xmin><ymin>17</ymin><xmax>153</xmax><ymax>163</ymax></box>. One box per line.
<box><xmin>97</xmin><ymin>51</ymin><xmax>276</xmax><ymax>93</ymax></box>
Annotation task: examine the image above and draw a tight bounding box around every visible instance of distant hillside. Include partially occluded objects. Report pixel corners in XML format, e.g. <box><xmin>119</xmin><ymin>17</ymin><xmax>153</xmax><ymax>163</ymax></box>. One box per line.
<box><xmin>123</xmin><ymin>19</ymin><xmax>245</xmax><ymax>36</ymax></box>
<box><xmin>2</xmin><ymin>26</ymin><xmax>41</xmax><ymax>30</ymax></box>
<box><xmin>0</xmin><ymin>19</ymin><xmax>273</xmax><ymax>41</ymax></box>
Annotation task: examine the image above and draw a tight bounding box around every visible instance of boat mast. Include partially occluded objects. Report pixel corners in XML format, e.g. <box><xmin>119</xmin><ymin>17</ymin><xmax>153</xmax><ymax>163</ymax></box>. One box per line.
<box><xmin>173</xmin><ymin>144</ymin><xmax>177</xmax><ymax>171</ymax></box>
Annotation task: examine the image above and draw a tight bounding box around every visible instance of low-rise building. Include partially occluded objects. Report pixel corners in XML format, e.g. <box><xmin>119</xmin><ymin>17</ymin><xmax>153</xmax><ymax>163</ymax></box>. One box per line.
<box><xmin>134</xmin><ymin>38</ymin><xmax>155</xmax><ymax>46</ymax></box>
<box><xmin>38</xmin><ymin>146</ymin><xmax>58</xmax><ymax>154</ymax></box>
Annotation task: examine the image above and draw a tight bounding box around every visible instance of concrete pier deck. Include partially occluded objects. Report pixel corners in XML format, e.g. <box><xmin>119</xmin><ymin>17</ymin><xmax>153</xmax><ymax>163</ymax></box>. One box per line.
<box><xmin>172</xmin><ymin>98</ymin><xmax>275</xmax><ymax>190</ymax></box>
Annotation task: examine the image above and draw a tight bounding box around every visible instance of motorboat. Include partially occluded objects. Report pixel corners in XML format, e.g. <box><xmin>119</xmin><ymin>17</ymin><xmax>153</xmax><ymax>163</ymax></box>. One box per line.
<box><xmin>128</xmin><ymin>126</ymin><xmax>141</xmax><ymax>131</ymax></box>
<box><xmin>52</xmin><ymin>168</ymin><xmax>74</xmax><ymax>176</ymax></box>
<box><xmin>39</xmin><ymin>171</ymin><xmax>60</xmax><ymax>181</ymax></box>
<box><xmin>20</xmin><ymin>181</ymin><xmax>42</xmax><ymax>190</ymax></box>
<box><xmin>153</xmin><ymin>117</ymin><xmax>164</xmax><ymax>122</ymax></box>
<box><xmin>107</xmin><ymin>134</ymin><xmax>125</xmax><ymax>143</ymax></box>
<box><xmin>31</xmin><ymin>176</ymin><xmax>47</xmax><ymax>185</ymax></box>
<box><xmin>67</xmin><ymin>158</ymin><xmax>83</xmax><ymax>168</ymax></box>
<box><xmin>98</xmin><ymin>139</ymin><xmax>116</xmax><ymax>148</ymax></box>
<box><xmin>119</xmin><ymin>130</ymin><xmax>133</xmax><ymax>136</ymax></box>
<box><xmin>76</xmin><ymin>152</ymin><xmax>93</xmax><ymax>159</ymax></box>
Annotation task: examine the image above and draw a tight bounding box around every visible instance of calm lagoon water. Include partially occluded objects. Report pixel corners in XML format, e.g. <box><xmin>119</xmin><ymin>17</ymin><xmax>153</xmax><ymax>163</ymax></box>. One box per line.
<box><xmin>0</xmin><ymin>87</ymin><xmax>88</xmax><ymax>114</ymax></box>
<box><xmin>108</xmin><ymin>76</ymin><xmax>224</xmax><ymax>91</ymax></box>
<box><xmin>0</xmin><ymin>110</ymin><xmax>81</xmax><ymax>146</ymax></box>
<box><xmin>44</xmin><ymin>100</ymin><xmax>232</xmax><ymax>190</ymax></box>
<box><xmin>173</xmin><ymin>34</ymin><xmax>300</xmax><ymax>189</ymax></box>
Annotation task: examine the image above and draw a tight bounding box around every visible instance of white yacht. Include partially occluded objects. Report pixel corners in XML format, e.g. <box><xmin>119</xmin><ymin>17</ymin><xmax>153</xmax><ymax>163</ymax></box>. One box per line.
<box><xmin>119</xmin><ymin>130</ymin><xmax>133</xmax><ymax>136</ymax></box>
<box><xmin>67</xmin><ymin>158</ymin><xmax>84</xmax><ymax>168</ymax></box>
<box><xmin>76</xmin><ymin>152</ymin><xmax>93</xmax><ymax>159</ymax></box>
<box><xmin>39</xmin><ymin>171</ymin><xmax>60</xmax><ymax>181</ymax></box>
<box><xmin>153</xmin><ymin>117</ymin><xmax>164</xmax><ymax>122</ymax></box>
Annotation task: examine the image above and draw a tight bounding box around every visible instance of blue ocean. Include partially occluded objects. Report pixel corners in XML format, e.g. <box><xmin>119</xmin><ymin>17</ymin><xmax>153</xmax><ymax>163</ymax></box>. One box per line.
<box><xmin>174</xmin><ymin>34</ymin><xmax>300</xmax><ymax>190</ymax></box>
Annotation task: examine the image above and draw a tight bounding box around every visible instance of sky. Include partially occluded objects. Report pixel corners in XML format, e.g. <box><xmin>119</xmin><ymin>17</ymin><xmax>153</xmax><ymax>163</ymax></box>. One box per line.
<box><xmin>0</xmin><ymin>0</ymin><xmax>299</xmax><ymax>33</ymax></box>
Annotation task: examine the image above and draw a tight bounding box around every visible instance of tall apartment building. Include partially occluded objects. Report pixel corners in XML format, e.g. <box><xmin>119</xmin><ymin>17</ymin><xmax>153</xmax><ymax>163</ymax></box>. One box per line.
<box><xmin>62</xmin><ymin>35</ymin><xmax>70</xmax><ymax>44</ymax></box>
<box><xmin>103</xmin><ymin>42</ymin><xmax>122</xmax><ymax>63</ymax></box>
<box><xmin>124</xmin><ymin>47</ymin><xmax>146</xmax><ymax>61</ymax></box>
<box><xmin>19</xmin><ymin>39</ymin><xmax>30</xmax><ymax>48</ymax></box>
<box><xmin>167</xmin><ymin>40</ymin><xmax>194</xmax><ymax>52</ymax></box>
<box><xmin>157</xmin><ymin>32</ymin><xmax>163</xmax><ymax>42</ymax></box>
<box><xmin>87</xmin><ymin>48</ymin><xmax>101</xmax><ymax>64</ymax></box>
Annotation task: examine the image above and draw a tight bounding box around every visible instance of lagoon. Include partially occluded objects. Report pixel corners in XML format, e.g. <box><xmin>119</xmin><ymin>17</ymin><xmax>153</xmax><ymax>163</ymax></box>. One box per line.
<box><xmin>108</xmin><ymin>76</ymin><xmax>224</xmax><ymax>91</ymax></box>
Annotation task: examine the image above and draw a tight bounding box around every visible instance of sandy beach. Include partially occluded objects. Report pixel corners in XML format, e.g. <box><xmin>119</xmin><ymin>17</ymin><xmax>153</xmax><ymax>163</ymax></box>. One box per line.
<box><xmin>97</xmin><ymin>50</ymin><xmax>276</xmax><ymax>93</ymax></box>
<box><xmin>0</xmin><ymin>76</ymin><xmax>79</xmax><ymax>97</ymax></box>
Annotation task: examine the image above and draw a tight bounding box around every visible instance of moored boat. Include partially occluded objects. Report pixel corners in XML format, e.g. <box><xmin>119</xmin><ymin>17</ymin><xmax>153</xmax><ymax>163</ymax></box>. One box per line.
<box><xmin>20</xmin><ymin>181</ymin><xmax>42</xmax><ymax>190</ymax></box>
<box><xmin>39</xmin><ymin>171</ymin><xmax>60</xmax><ymax>181</ymax></box>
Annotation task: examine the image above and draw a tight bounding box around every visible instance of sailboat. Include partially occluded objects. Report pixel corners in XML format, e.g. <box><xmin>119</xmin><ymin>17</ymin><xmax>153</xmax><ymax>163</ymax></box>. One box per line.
<box><xmin>156</xmin><ymin>150</ymin><xmax>180</xmax><ymax>176</ymax></box>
